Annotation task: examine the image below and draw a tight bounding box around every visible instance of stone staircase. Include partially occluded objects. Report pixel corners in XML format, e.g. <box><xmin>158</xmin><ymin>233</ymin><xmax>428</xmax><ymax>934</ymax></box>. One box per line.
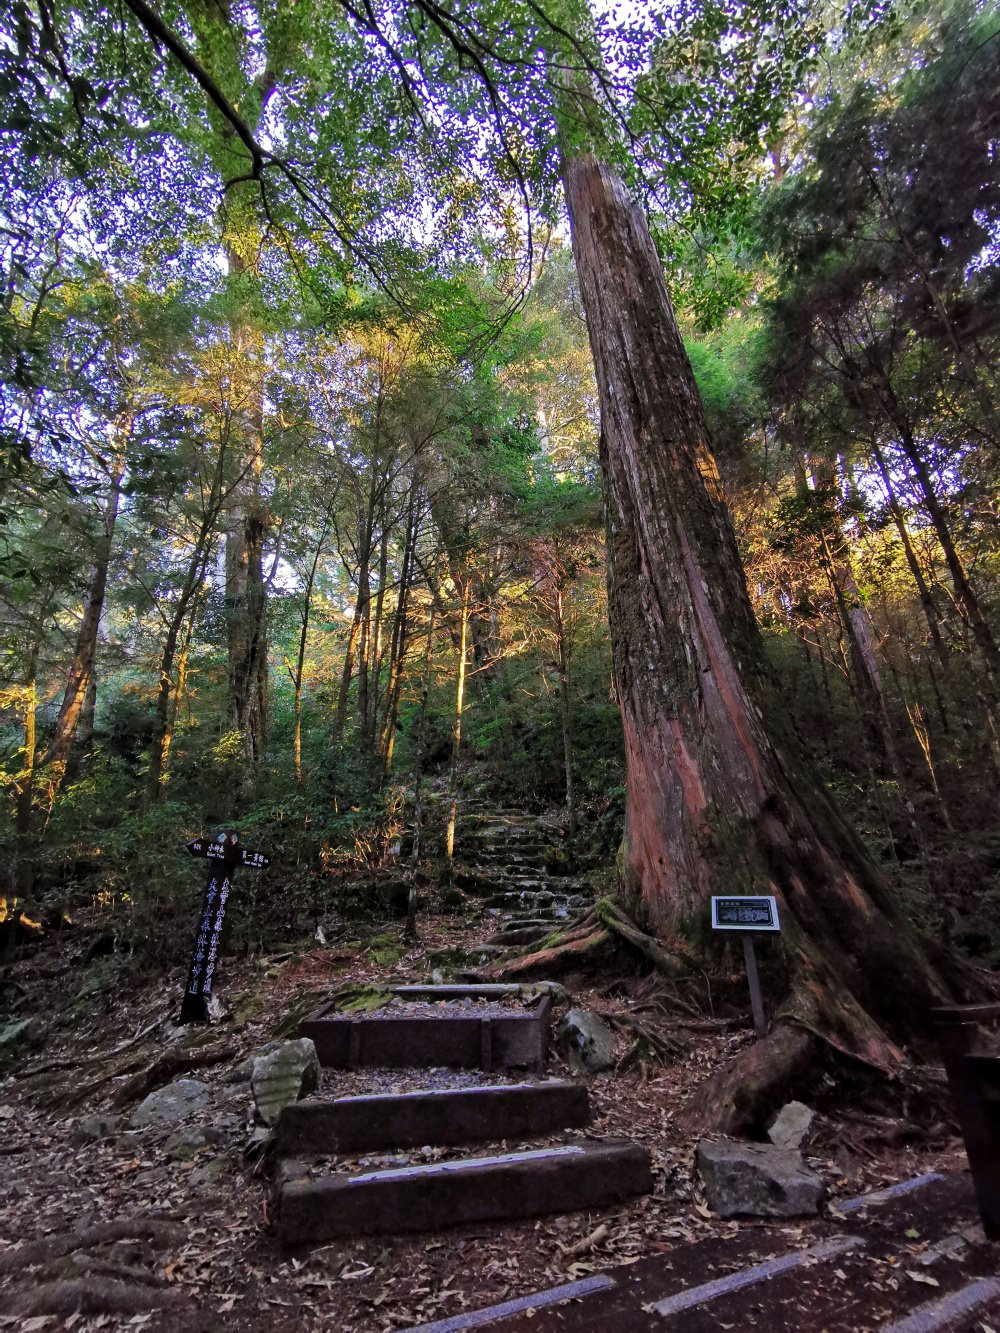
<box><xmin>275</xmin><ymin>984</ymin><xmax>651</xmax><ymax>1246</ymax></box>
<box><xmin>270</xmin><ymin>807</ymin><xmax>650</xmax><ymax>1247</ymax></box>
<box><xmin>450</xmin><ymin>809</ymin><xmax>590</xmax><ymax>964</ymax></box>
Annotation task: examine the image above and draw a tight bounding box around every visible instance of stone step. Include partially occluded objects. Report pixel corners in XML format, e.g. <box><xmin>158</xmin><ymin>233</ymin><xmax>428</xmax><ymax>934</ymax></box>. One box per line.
<box><xmin>277</xmin><ymin>1139</ymin><xmax>653</xmax><ymax>1245</ymax></box>
<box><xmin>391</xmin><ymin>984</ymin><xmax>565</xmax><ymax>1001</ymax></box>
<box><xmin>300</xmin><ymin>994</ymin><xmax>552</xmax><ymax>1072</ymax></box>
<box><xmin>275</xmin><ymin>1079</ymin><xmax>589</xmax><ymax>1157</ymax></box>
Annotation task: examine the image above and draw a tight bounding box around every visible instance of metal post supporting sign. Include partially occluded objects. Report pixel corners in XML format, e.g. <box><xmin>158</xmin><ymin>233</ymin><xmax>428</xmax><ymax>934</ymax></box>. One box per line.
<box><xmin>711</xmin><ymin>896</ymin><xmax>780</xmax><ymax>1040</ymax></box>
<box><xmin>179</xmin><ymin>831</ymin><xmax>269</xmax><ymax>1023</ymax></box>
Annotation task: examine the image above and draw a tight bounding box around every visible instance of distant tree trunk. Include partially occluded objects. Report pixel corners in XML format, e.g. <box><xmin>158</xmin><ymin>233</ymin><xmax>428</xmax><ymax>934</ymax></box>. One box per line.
<box><xmin>226</xmin><ymin>495</ymin><xmax>268</xmax><ymax>766</ymax></box>
<box><xmin>868</xmin><ymin>437</ymin><xmax>948</xmax><ymax>664</ymax></box>
<box><xmin>224</xmin><ymin>250</ymin><xmax>269</xmax><ymax>769</ymax></box>
<box><xmin>406</xmin><ymin>605</ymin><xmax>436</xmax><ymax>940</ymax></box>
<box><xmin>890</xmin><ymin>414</ymin><xmax>999</xmax><ymax>682</ymax></box>
<box><xmin>381</xmin><ymin>488</ymin><xmax>419</xmax><ymax>774</ymax></box>
<box><xmin>445</xmin><ymin>578</ymin><xmax>470</xmax><ymax>865</ymax></box>
<box><xmin>286</xmin><ymin>519</ymin><xmax>328</xmax><ymax>786</ymax></box>
<box><xmin>332</xmin><ymin>482</ymin><xmax>377</xmax><ymax>749</ymax></box>
<box><xmin>43</xmin><ymin>456</ymin><xmax>123</xmax><ymax>783</ymax></box>
<box><xmin>562</xmin><ymin>152</ymin><xmax>959</xmax><ymax>1121</ymax></box>
<box><xmin>14</xmin><ymin>617</ymin><xmax>47</xmax><ymax>898</ymax></box>
<box><xmin>365</xmin><ymin>519</ymin><xmax>390</xmax><ymax>749</ymax></box>
<box><xmin>148</xmin><ymin>503</ymin><xmax>221</xmax><ymax>804</ymax></box>
<box><xmin>331</xmin><ymin>614</ymin><xmax>362</xmax><ymax>749</ymax></box>
<box><xmin>554</xmin><ymin>584</ymin><xmax>576</xmax><ymax>833</ymax></box>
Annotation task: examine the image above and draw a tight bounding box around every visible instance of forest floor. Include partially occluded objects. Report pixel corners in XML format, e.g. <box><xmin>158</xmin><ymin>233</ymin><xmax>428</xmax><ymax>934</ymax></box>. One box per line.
<box><xmin>0</xmin><ymin>898</ymin><xmax>986</xmax><ymax>1332</ymax></box>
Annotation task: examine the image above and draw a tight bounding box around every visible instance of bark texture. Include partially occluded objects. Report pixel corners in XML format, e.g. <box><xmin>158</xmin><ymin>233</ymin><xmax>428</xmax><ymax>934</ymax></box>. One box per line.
<box><xmin>562</xmin><ymin>153</ymin><xmax>958</xmax><ymax>1064</ymax></box>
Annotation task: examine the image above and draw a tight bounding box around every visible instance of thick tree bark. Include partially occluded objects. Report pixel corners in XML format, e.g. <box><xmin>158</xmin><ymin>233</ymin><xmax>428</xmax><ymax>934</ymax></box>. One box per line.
<box><xmin>562</xmin><ymin>153</ymin><xmax>957</xmax><ymax>1077</ymax></box>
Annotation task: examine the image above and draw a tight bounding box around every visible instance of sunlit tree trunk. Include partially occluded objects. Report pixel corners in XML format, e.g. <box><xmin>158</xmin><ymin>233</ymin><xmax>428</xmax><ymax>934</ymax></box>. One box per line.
<box><xmin>381</xmin><ymin>488</ymin><xmax>419</xmax><ymax>775</ymax></box>
<box><xmin>44</xmin><ymin>452</ymin><xmax>124</xmax><ymax>784</ymax></box>
<box><xmin>286</xmin><ymin>520</ymin><xmax>327</xmax><ymax>786</ymax></box>
<box><xmin>562</xmin><ymin>152</ymin><xmax>957</xmax><ymax>1118</ymax></box>
<box><xmin>14</xmin><ymin>654</ymin><xmax>40</xmax><ymax>898</ymax></box>
<box><xmin>406</xmin><ymin>605</ymin><xmax>436</xmax><ymax>941</ymax></box>
<box><xmin>148</xmin><ymin>450</ymin><xmax>226</xmax><ymax>804</ymax></box>
<box><xmin>223</xmin><ymin>246</ymin><xmax>269</xmax><ymax>769</ymax></box>
<box><xmin>445</xmin><ymin>578</ymin><xmax>470</xmax><ymax>864</ymax></box>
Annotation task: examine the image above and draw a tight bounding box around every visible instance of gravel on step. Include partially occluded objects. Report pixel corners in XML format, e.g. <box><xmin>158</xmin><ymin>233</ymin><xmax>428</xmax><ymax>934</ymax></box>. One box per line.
<box><xmin>319</xmin><ymin>1065</ymin><xmax>549</xmax><ymax>1097</ymax></box>
<box><xmin>363</xmin><ymin>995</ymin><xmax>529</xmax><ymax>1020</ymax></box>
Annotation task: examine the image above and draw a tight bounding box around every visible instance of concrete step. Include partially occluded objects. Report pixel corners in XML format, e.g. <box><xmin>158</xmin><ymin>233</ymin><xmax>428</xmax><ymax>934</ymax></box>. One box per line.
<box><xmin>275</xmin><ymin>1079</ymin><xmax>589</xmax><ymax>1156</ymax></box>
<box><xmin>277</xmin><ymin>1139</ymin><xmax>652</xmax><ymax>1245</ymax></box>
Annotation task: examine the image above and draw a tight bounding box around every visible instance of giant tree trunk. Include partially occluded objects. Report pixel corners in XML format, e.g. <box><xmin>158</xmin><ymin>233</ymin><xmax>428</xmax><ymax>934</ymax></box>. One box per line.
<box><xmin>562</xmin><ymin>153</ymin><xmax>959</xmax><ymax>1100</ymax></box>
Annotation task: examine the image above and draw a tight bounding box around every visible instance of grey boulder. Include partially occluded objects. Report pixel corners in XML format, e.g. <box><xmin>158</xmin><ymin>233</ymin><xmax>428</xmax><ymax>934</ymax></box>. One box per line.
<box><xmin>129</xmin><ymin>1079</ymin><xmax>211</xmax><ymax>1128</ymax></box>
<box><xmin>558</xmin><ymin>1008</ymin><xmax>615</xmax><ymax>1074</ymax></box>
<box><xmin>768</xmin><ymin>1101</ymin><xmax>816</xmax><ymax>1151</ymax></box>
<box><xmin>251</xmin><ymin>1038</ymin><xmax>319</xmax><ymax>1127</ymax></box>
<box><xmin>697</xmin><ymin>1137</ymin><xmax>824</xmax><ymax>1218</ymax></box>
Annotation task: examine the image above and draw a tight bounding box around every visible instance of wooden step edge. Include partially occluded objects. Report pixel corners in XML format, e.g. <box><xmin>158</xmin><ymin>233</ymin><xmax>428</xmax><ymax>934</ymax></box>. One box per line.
<box><xmin>277</xmin><ymin>1139</ymin><xmax>652</xmax><ymax>1245</ymax></box>
<box><xmin>275</xmin><ymin>1079</ymin><xmax>590</xmax><ymax>1156</ymax></box>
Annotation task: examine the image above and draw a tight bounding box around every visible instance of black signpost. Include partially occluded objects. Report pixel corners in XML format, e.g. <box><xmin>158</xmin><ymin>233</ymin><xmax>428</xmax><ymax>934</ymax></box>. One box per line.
<box><xmin>179</xmin><ymin>831</ymin><xmax>269</xmax><ymax>1024</ymax></box>
<box><xmin>711</xmin><ymin>895</ymin><xmax>780</xmax><ymax>1040</ymax></box>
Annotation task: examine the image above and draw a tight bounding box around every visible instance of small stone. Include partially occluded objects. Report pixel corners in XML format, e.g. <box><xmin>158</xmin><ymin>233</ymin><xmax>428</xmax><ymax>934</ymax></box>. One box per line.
<box><xmin>558</xmin><ymin>1009</ymin><xmax>615</xmax><ymax>1074</ymax></box>
<box><xmin>251</xmin><ymin>1038</ymin><xmax>319</xmax><ymax>1127</ymax></box>
<box><xmin>71</xmin><ymin>1113</ymin><xmax>121</xmax><ymax>1146</ymax></box>
<box><xmin>165</xmin><ymin>1123</ymin><xmax>224</xmax><ymax>1161</ymax></box>
<box><xmin>697</xmin><ymin>1137</ymin><xmax>824</xmax><ymax>1218</ymax></box>
<box><xmin>129</xmin><ymin>1079</ymin><xmax>211</xmax><ymax>1128</ymax></box>
<box><xmin>768</xmin><ymin>1101</ymin><xmax>815</xmax><ymax>1151</ymax></box>
<box><xmin>190</xmin><ymin>1155</ymin><xmax>230</xmax><ymax>1188</ymax></box>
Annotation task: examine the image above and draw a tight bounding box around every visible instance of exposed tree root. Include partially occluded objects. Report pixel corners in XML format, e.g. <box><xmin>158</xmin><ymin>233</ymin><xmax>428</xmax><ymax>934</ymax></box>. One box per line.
<box><xmin>595</xmin><ymin>900</ymin><xmax>686</xmax><ymax>977</ymax></box>
<box><xmin>682</xmin><ymin>1026</ymin><xmax>815</xmax><ymax>1135</ymax></box>
<box><xmin>498</xmin><ymin>902</ymin><xmax>686</xmax><ymax>982</ymax></box>
<box><xmin>613</xmin><ymin>1013</ymin><xmax>686</xmax><ymax>1078</ymax></box>
<box><xmin>498</xmin><ymin>920</ymin><xmax>614</xmax><ymax>980</ymax></box>
<box><xmin>111</xmin><ymin>1040</ymin><xmax>238</xmax><ymax>1108</ymax></box>
<box><xmin>0</xmin><ymin>1217</ymin><xmax>183</xmax><ymax>1275</ymax></box>
<box><xmin>0</xmin><ymin>1277</ymin><xmax>182</xmax><ymax>1317</ymax></box>
<box><xmin>20</xmin><ymin>1018</ymin><xmax>166</xmax><ymax>1081</ymax></box>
